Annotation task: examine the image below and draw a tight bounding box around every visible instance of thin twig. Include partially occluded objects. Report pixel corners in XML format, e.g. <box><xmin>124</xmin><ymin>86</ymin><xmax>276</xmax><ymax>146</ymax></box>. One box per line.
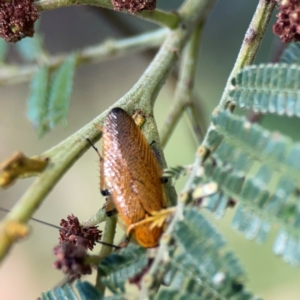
<box><xmin>35</xmin><ymin>0</ymin><xmax>180</xmax><ymax>29</ymax></box>
<box><xmin>185</xmin><ymin>94</ymin><xmax>207</xmax><ymax>144</ymax></box>
<box><xmin>95</xmin><ymin>215</ymin><xmax>117</xmax><ymax>293</ymax></box>
<box><xmin>81</xmin><ymin>207</ymin><xmax>107</xmax><ymax>227</ymax></box>
<box><xmin>160</xmin><ymin>23</ymin><xmax>205</xmax><ymax>148</ymax></box>
<box><xmin>218</xmin><ymin>0</ymin><xmax>276</xmax><ymax>109</ymax></box>
<box><xmin>0</xmin><ymin>29</ymin><xmax>167</xmax><ymax>86</ymax></box>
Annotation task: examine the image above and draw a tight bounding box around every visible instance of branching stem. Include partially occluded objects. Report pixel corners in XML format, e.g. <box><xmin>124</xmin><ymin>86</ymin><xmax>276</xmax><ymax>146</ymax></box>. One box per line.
<box><xmin>35</xmin><ymin>0</ymin><xmax>180</xmax><ymax>29</ymax></box>
<box><xmin>160</xmin><ymin>22</ymin><xmax>204</xmax><ymax>148</ymax></box>
<box><xmin>95</xmin><ymin>215</ymin><xmax>117</xmax><ymax>293</ymax></box>
<box><xmin>0</xmin><ymin>29</ymin><xmax>167</xmax><ymax>86</ymax></box>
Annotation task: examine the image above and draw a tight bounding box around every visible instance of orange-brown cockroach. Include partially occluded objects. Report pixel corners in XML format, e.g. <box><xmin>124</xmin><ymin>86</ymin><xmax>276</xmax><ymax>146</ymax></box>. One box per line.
<box><xmin>100</xmin><ymin>107</ymin><xmax>167</xmax><ymax>248</ymax></box>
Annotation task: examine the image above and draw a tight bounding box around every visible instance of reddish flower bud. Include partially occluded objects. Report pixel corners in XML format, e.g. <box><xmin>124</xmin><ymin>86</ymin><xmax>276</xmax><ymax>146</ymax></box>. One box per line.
<box><xmin>53</xmin><ymin>241</ymin><xmax>92</xmax><ymax>279</ymax></box>
<box><xmin>273</xmin><ymin>0</ymin><xmax>300</xmax><ymax>43</ymax></box>
<box><xmin>0</xmin><ymin>0</ymin><xmax>39</xmax><ymax>42</ymax></box>
<box><xmin>111</xmin><ymin>0</ymin><xmax>156</xmax><ymax>14</ymax></box>
<box><xmin>59</xmin><ymin>214</ymin><xmax>102</xmax><ymax>251</ymax></box>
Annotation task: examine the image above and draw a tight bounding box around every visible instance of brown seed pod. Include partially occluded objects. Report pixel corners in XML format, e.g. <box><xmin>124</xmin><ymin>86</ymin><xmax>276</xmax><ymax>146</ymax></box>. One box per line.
<box><xmin>102</xmin><ymin>107</ymin><xmax>166</xmax><ymax>248</ymax></box>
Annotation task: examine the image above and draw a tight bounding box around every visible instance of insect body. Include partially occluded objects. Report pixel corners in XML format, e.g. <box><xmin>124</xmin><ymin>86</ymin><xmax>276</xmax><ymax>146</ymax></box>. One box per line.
<box><xmin>102</xmin><ymin>107</ymin><xmax>166</xmax><ymax>248</ymax></box>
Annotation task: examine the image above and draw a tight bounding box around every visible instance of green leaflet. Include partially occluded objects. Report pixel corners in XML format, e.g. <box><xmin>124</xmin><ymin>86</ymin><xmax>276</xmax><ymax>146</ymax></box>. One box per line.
<box><xmin>27</xmin><ymin>66</ymin><xmax>50</xmax><ymax>138</ymax></box>
<box><xmin>27</xmin><ymin>54</ymin><xmax>77</xmax><ymax>137</ymax></box>
<box><xmin>75</xmin><ymin>281</ymin><xmax>103</xmax><ymax>300</ymax></box>
<box><xmin>17</xmin><ymin>34</ymin><xmax>44</xmax><ymax>62</ymax></box>
<box><xmin>229</xmin><ymin>63</ymin><xmax>300</xmax><ymax>117</ymax></box>
<box><xmin>48</xmin><ymin>54</ymin><xmax>77</xmax><ymax>128</ymax></box>
<box><xmin>280</xmin><ymin>42</ymin><xmax>300</xmax><ymax>65</ymax></box>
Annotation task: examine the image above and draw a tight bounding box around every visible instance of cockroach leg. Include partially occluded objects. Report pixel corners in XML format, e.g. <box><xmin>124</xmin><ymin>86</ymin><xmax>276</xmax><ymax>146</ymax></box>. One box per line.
<box><xmin>105</xmin><ymin>197</ymin><xmax>118</xmax><ymax>217</ymax></box>
<box><xmin>160</xmin><ymin>177</ymin><xmax>168</xmax><ymax>184</ymax></box>
<box><xmin>126</xmin><ymin>216</ymin><xmax>155</xmax><ymax>236</ymax></box>
<box><xmin>86</xmin><ymin>138</ymin><xmax>109</xmax><ymax>196</ymax></box>
<box><xmin>101</xmin><ymin>189</ymin><xmax>110</xmax><ymax>196</ymax></box>
<box><xmin>106</xmin><ymin>209</ymin><xmax>118</xmax><ymax>217</ymax></box>
<box><xmin>86</xmin><ymin>138</ymin><xmax>102</xmax><ymax>161</ymax></box>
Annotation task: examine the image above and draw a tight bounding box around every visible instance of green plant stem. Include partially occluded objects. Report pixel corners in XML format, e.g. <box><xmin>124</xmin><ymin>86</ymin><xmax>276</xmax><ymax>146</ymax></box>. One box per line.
<box><xmin>160</xmin><ymin>23</ymin><xmax>204</xmax><ymax>148</ymax></box>
<box><xmin>218</xmin><ymin>0</ymin><xmax>276</xmax><ymax>109</ymax></box>
<box><xmin>0</xmin><ymin>29</ymin><xmax>167</xmax><ymax>86</ymax></box>
<box><xmin>185</xmin><ymin>95</ymin><xmax>207</xmax><ymax>144</ymax></box>
<box><xmin>82</xmin><ymin>207</ymin><xmax>107</xmax><ymax>227</ymax></box>
<box><xmin>200</xmin><ymin>0</ymin><xmax>276</xmax><ymax>161</ymax></box>
<box><xmin>35</xmin><ymin>0</ymin><xmax>180</xmax><ymax>29</ymax></box>
<box><xmin>0</xmin><ymin>0</ymin><xmax>213</xmax><ymax>263</ymax></box>
<box><xmin>95</xmin><ymin>215</ymin><xmax>117</xmax><ymax>293</ymax></box>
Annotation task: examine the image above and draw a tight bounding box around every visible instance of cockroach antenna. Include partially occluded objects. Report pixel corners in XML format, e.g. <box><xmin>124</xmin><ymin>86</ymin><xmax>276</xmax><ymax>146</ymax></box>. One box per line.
<box><xmin>86</xmin><ymin>138</ymin><xmax>102</xmax><ymax>161</ymax></box>
<box><xmin>0</xmin><ymin>207</ymin><xmax>121</xmax><ymax>249</ymax></box>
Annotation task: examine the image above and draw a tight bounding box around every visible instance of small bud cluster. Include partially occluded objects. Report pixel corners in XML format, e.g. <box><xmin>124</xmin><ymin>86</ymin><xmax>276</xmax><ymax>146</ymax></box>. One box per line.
<box><xmin>59</xmin><ymin>214</ymin><xmax>102</xmax><ymax>250</ymax></box>
<box><xmin>53</xmin><ymin>241</ymin><xmax>92</xmax><ymax>279</ymax></box>
<box><xmin>111</xmin><ymin>0</ymin><xmax>156</xmax><ymax>14</ymax></box>
<box><xmin>0</xmin><ymin>0</ymin><xmax>39</xmax><ymax>42</ymax></box>
<box><xmin>273</xmin><ymin>0</ymin><xmax>300</xmax><ymax>43</ymax></box>
<box><xmin>53</xmin><ymin>214</ymin><xmax>102</xmax><ymax>279</ymax></box>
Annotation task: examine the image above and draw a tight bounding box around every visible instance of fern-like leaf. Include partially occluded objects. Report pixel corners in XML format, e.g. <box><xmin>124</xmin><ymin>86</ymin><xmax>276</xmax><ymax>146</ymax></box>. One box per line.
<box><xmin>163</xmin><ymin>165</ymin><xmax>189</xmax><ymax>179</ymax></box>
<box><xmin>75</xmin><ymin>281</ymin><xmax>103</xmax><ymax>300</ymax></box>
<box><xmin>211</xmin><ymin>109</ymin><xmax>300</xmax><ymax>187</ymax></box>
<box><xmin>48</xmin><ymin>54</ymin><xmax>77</xmax><ymax>128</ymax></box>
<box><xmin>204</xmin><ymin>109</ymin><xmax>300</xmax><ymax>265</ymax></box>
<box><xmin>41</xmin><ymin>281</ymin><xmax>102</xmax><ymax>300</ymax></box>
<box><xmin>41</xmin><ymin>281</ymin><xmax>128</xmax><ymax>300</ymax></box>
<box><xmin>27</xmin><ymin>66</ymin><xmax>50</xmax><ymax>137</ymax></box>
<box><xmin>229</xmin><ymin>63</ymin><xmax>300</xmax><ymax>116</ymax></box>
<box><xmin>97</xmin><ymin>243</ymin><xmax>148</xmax><ymax>293</ymax></box>
<box><xmin>163</xmin><ymin>207</ymin><xmax>259</xmax><ymax>299</ymax></box>
<box><xmin>279</xmin><ymin>43</ymin><xmax>300</xmax><ymax>64</ymax></box>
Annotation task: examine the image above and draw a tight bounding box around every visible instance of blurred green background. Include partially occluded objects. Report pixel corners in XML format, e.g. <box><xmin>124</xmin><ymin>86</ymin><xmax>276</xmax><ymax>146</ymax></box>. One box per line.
<box><xmin>1</xmin><ymin>1</ymin><xmax>300</xmax><ymax>299</ymax></box>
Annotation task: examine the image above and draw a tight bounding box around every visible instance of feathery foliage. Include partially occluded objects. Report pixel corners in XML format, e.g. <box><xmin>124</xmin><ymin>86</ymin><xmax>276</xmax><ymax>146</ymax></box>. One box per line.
<box><xmin>41</xmin><ymin>281</ymin><xmax>102</xmax><ymax>300</ymax></box>
<box><xmin>97</xmin><ymin>244</ymin><xmax>148</xmax><ymax>293</ymax></box>
<box><xmin>155</xmin><ymin>208</ymin><xmax>258</xmax><ymax>300</ymax></box>
<box><xmin>26</xmin><ymin>54</ymin><xmax>77</xmax><ymax>137</ymax></box>
<box><xmin>229</xmin><ymin>64</ymin><xmax>300</xmax><ymax>116</ymax></box>
<box><xmin>27</xmin><ymin>66</ymin><xmax>50</xmax><ymax>137</ymax></box>
<box><xmin>48</xmin><ymin>54</ymin><xmax>77</xmax><ymax>128</ymax></box>
<box><xmin>201</xmin><ymin>109</ymin><xmax>300</xmax><ymax>265</ymax></box>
